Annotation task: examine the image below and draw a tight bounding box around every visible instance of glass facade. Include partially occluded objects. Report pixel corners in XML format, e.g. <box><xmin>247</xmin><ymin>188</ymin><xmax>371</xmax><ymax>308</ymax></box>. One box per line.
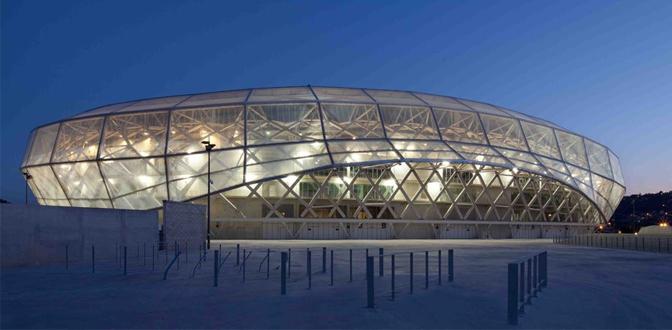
<box><xmin>21</xmin><ymin>86</ymin><xmax>625</xmax><ymax>224</ymax></box>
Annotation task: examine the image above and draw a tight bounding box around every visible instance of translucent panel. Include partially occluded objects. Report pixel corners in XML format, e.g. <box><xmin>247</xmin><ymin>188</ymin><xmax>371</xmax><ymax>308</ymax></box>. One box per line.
<box><xmin>70</xmin><ymin>199</ymin><xmax>113</xmax><ymax>208</ymax></box>
<box><xmin>118</xmin><ymin>96</ymin><xmax>189</xmax><ymax>113</ymax></box>
<box><xmin>536</xmin><ymin>156</ymin><xmax>577</xmax><ymax>188</ymax></box>
<box><xmin>566</xmin><ymin>164</ymin><xmax>594</xmax><ymax>199</ymax></box>
<box><xmin>247</xmin><ymin>87</ymin><xmax>315</xmax><ymax>103</ymax></box>
<box><xmin>42</xmin><ymin>199</ymin><xmax>70</xmax><ymax>207</ymax></box>
<box><xmin>480</xmin><ymin>114</ymin><xmax>528</xmax><ymax>150</ymax></box>
<box><xmin>391</xmin><ymin>141</ymin><xmax>461</xmax><ymax>161</ymax></box>
<box><xmin>26</xmin><ymin>124</ymin><xmax>59</xmax><ymax>165</ymax></box>
<box><xmin>608</xmin><ymin>150</ymin><xmax>625</xmax><ymax>185</ymax></box>
<box><xmin>52</xmin><ymin>118</ymin><xmax>103</xmax><ymax>162</ymax></box>
<box><xmin>521</xmin><ymin>121</ymin><xmax>561</xmax><ymax>159</ymax></box>
<box><xmin>168</xmin><ymin>148</ymin><xmax>245</xmax><ymax>201</ymax></box>
<box><xmin>449</xmin><ymin>143</ymin><xmax>510</xmax><ymax>166</ymax></box>
<box><xmin>593</xmin><ymin>193</ymin><xmax>610</xmax><ymax>217</ymax></box>
<box><xmin>22</xmin><ymin>131</ymin><xmax>36</xmax><ymax>167</ymax></box>
<box><xmin>25</xmin><ymin>166</ymin><xmax>68</xmax><ymax>201</ymax></box>
<box><xmin>365</xmin><ymin>89</ymin><xmax>425</xmax><ymax>106</ymax></box>
<box><xmin>246</xmin><ymin>104</ymin><xmax>323</xmax><ymax>145</ymax></box>
<box><xmin>246</xmin><ymin>142</ymin><xmax>330</xmax><ymax>181</ymax></box>
<box><xmin>168</xmin><ymin>105</ymin><xmax>244</xmax><ymax>154</ymax></box>
<box><xmin>556</xmin><ymin>130</ymin><xmax>589</xmax><ymax>168</ymax></box>
<box><xmin>312</xmin><ymin>87</ymin><xmax>375</xmax><ymax>103</ymax></box>
<box><xmin>433</xmin><ymin>108</ymin><xmax>487</xmax><ymax>144</ymax></box>
<box><xmin>246</xmin><ymin>155</ymin><xmax>331</xmax><ymax>182</ymax></box>
<box><xmin>112</xmin><ymin>186</ymin><xmax>167</xmax><ymax>209</ymax></box>
<box><xmin>509</xmin><ymin>159</ymin><xmax>546</xmax><ymax>175</ymax></box>
<box><xmin>379</xmin><ymin>105</ymin><xmax>439</xmax><ymax>139</ymax></box>
<box><xmin>608</xmin><ymin>184</ymin><xmax>625</xmax><ymax>211</ymax></box>
<box><xmin>73</xmin><ymin>101</ymin><xmax>136</xmax><ymax>118</ymax></box>
<box><xmin>591</xmin><ymin>173</ymin><xmax>613</xmax><ymax>200</ymax></box>
<box><xmin>320</xmin><ymin>103</ymin><xmax>384</xmax><ymax>139</ymax></box>
<box><xmin>178</xmin><ymin>90</ymin><xmax>250</xmax><ymax>108</ymax></box>
<box><xmin>413</xmin><ymin>93</ymin><xmax>472</xmax><ymax>111</ymax></box>
<box><xmin>53</xmin><ymin>162</ymin><xmax>109</xmax><ymax>199</ymax></box>
<box><xmin>247</xmin><ymin>141</ymin><xmax>327</xmax><ymax>165</ymax></box>
<box><xmin>457</xmin><ymin>99</ymin><xmax>508</xmax><ymax>116</ymax></box>
<box><xmin>329</xmin><ymin>140</ymin><xmax>399</xmax><ymax>164</ymax></box>
<box><xmin>496</xmin><ymin>148</ymin><xmax>539</xmax><ymax>164</ymax></box>
<box><xmin>100</xmin><ymin>157</ymin><xmax>167</xmax><ymax>198</ymax></box>
<box><xmin>101</xmin><ymin>111</ymin><xmax>168</xmax><ymax>158</ymax></box>
<box><xmin>585</xmin><ymin>139</ymin><xmax>612</xmax><ymax>178</ymax></box>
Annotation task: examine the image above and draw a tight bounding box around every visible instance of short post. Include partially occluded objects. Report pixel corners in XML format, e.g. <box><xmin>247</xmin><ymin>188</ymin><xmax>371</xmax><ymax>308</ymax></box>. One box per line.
<box><xmin>438</xmin><ymin>250</ymin><xmax>442</xmax><ymax>285</ymax></box>
<box><xmin>540</xmin><ymin>252</ymin><xmax>548</xmax><ymax>287</ymax></box>
<box><xmin>448</xmin><ymin>249</ymin><xmax>454</xmax><ymax>282</ymax></box>
<box><xmin>391</xmin><ymin>254</ymin><xmax>396</xmax><ymax>300</ymax></box>
<box><xmin>507</xmin><ymin>263</ymin><xmax>519</xmax><ymax>325</ymax></box>
<box><xmin>214</xmin><ymin>250</ymin><xmax>219</xmax><ymax>287</ymax></box>
<box><xmin>91</xmin><ymin>245</ymin><xmax>95</xmax><ymax>273</ymax></box>
<box><xmin>330</xmin><ymin>249</ymin><xmax>334</xmax><ymax>286</ymax></box>
<box><xmin>307</xmin><ymin>249</ymin><xmax>312</xmax><ymax>289</ymax></box>
<box><xmin>242</xmin><ymin>249</ymin><xmax>246</xmax><ymax>283</ymax></box>
<box><xmin>266</xmin><ymin>248</ymin><xmax>270</xmax><ymax>280</ymax></box>
<box><xmin>65</xmin><ymin>245</ymin><xmax>69</xmax><ymax>271</ymax></box>
<box><xmin>410</xmin><ymin>252</ymin><xmax>414</xmax><ymax>294</ymax></box>
<box><xmin>526</xmin><ymin>258</ymin><xmax>532</xmax><ymax>304</ymax></box>
<box><xmin>281</xmin><ymin>252</ymin><xmax>287</xmax><ymax>295</ymax></box>
<box><xmin>519</xmin><ymin>262</ymin><xmax>525</xmax><ymax>313</ymax></box>
<box><xmin>379</xmin><ymin>248</ymin><xmax>384</xmax><ymax>277</ymax></box>
<box><xmin>123</xmin><ymin>246</ymin><xmax>127</xmax><ymax>276</ymax></box>
<box><xmin>349</xmin><ymin>249</ymin><xmax>353</xmax><ymax>282</ymax></box>
<box><xmin>532</xmin><ymin>255</ymin><xmax>538</xmax><ymax>297</ymax></box>
<box><xmin>236</xmin><ymin>244</ymin><xmax>240</xmax><ymax>266</ymax></box>
<box><xmin>322</xmin><ymin>247</ymin><xmax>327</xmax><ymax>273</ymax></box>
<box><xmin>288</xmin><ymin>248</ymin><xmax>292</xmax><ymax>279</ymax></box>
<box><xmin>366</xmin><ymin>256</ymin><xmax>374</xmax><ymax>308</ymax></box>
<box><xmin>425</xmin><ymin>251</ymin><xmax>429</xmax><ymax>289</ymax></box>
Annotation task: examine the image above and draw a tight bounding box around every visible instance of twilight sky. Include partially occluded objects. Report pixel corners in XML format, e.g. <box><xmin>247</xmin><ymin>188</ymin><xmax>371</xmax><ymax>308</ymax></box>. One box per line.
<box><xmin>2</xmin><ymin>0</ymin><xmax>671</xmax><ymax>203</ymax></box>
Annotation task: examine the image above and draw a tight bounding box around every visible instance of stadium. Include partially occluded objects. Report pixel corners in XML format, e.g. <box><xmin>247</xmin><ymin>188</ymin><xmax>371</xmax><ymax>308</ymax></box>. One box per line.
<box><xmin>20</xmin><ymin>86</ymin><xmax>625</xmax><ymax>239</ymax></box>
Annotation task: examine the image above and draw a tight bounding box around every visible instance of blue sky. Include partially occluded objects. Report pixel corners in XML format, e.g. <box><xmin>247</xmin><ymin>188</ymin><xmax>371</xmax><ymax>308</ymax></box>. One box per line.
<box><xmin>2</xmin><ymin>0</ymin><xmax>671</xmax><ymax>203</ymax></box>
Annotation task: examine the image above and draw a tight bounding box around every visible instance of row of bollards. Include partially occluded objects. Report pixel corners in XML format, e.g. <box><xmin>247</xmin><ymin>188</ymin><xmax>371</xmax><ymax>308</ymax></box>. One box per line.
<box><xmin>507</xmin><ymin>251</ymin><xmax>548</xmax><ymax>325</ymax></box>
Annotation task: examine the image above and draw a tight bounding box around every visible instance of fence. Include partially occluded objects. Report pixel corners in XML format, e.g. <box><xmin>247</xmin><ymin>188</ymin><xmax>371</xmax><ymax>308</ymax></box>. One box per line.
<box><xmin>507</xmin><ymin>251</ymin><xmax>548</xmax><ymax>325</ymax></box>
<box><xmin>554</xmin><ymin>234</ymin><xmax>671</xmax><ymax>254</ymax></box>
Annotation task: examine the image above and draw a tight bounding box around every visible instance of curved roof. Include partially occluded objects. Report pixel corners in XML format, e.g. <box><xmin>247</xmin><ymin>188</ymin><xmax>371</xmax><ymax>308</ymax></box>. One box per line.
<box><xmin>21</xmin><ymin>86</ymin><xmax>625</xmax><ymax>221</ymax></box>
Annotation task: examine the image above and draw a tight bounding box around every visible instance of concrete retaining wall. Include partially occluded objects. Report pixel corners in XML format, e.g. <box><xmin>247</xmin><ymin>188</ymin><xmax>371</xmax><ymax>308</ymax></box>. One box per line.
<box><xmin>0</xmin><ymin>204</ymin><xmax>158</xmax><ymax>267</ymax></box>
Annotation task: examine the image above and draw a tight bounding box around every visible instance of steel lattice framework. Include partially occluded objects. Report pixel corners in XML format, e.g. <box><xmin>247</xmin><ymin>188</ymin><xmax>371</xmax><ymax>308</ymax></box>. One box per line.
<box><xmin>21</xmin><ymin>86</ymin><xmax>625</xmax><ymax>226</ymax></box>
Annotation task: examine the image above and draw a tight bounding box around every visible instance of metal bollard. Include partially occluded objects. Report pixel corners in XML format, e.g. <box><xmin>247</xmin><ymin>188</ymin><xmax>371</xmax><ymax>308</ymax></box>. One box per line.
<box><xmin>526</xmin><ymin>258</ymin><xmax>531</xmax><ymax>304</ymax></box>
<box><xmin>330</xmin><ymin>250</ymin><xmax>334</xmax><ymax>286</ymax></box>
<box><xmin>410</xmin><ymin>252</ymin><xmax>414</xmax><ymax>294</ymax></box>
<box><xmin>425</xmin><ymin>251</ymin><xmax>429</xmax><ymax>289</ymax></box>
<box><xmin>288</xmin><ymin>248</ymin><xmax>292</xmax><ymax>279</ymax></box>
<box><xmin>349</xmin><ymin>249</ymin><xmax>353</xmax><ymax>282</ymax></box>
<box><xmin>366</xmin><ymin>256</ymin><xmax>374</xmax><ymax>308</ymax></box>
<box><xmin>391</xmin><ymin>254</ymin><xmax>396</xmax><ymax>300</ymax></box>
<box><xmin>438</xmin><ymin>250</ymin><xmax>442</xmax><ymax>285</ymax></box>
<box><xmin>267</xmin><ymin>248</ymin><xmax>270</xmax><ymax>280</ymax></box>
<box><xmin>307</xmin><ymin>249</ymin><xmax>312</xmax><ymax>289</ymax></box>
<box><xmin>214</xmin><ymin>250</ymin><xmax>219</xmax><ymax>287</ymax></box>
<box><xmin>519</xmin><ymin>262</ymin><xmax>525</xmax><ymax>313</ymax></box>
<box><xmin>448</xmin><ymin>249</ymin><xmax>454</xmax><ymax>282</ymax></box>
<box><xmin>322</xmin><ymin>247</ymin><xmax>327</xmax><ymax>273</ymax></box>
<box><xmin>507</xmin><ymin>263</ymin><xmax>519</xmax><ymax>325</ymax></box>
<box><xmin>541</xmin><ymin>252</ymin><xmax>548</xmax><ymax>287</ymax></box>
<box><xmin>65</xmin><ymin>245</ymin><xmax>69</xmax><ymax>271</ymax></box>
<box><xmin>281</xmin><ymin>252</ymin><xmax>287</xmax><ymax>295</ymax></box>
<box><xmin>532</xmin><ymin>255</ymin><xmax>538</xmax><ymax>296</ymax></box>
<box><xmin>91</xmin><ymin>245</ymin><xmax>95</xmax><ymax>273</ymax></box>
<box><xmin>124</xmin><ymin>246</ymin><xmax>127</xmax><ymax>275</ymax></box>
<box><xmin>236</xmin><ymin>244</ymin><xmax>240</xmax><ymax>265</ymax></box>
<box><xmin>242</xmin><ymin>249</ymin><xmax>246</xmax><ymax>283</ymax></box>
<box><xmin>379</xmin><ymin>248</ymin><xmax>384</xmax><ymax>277</ymax></box>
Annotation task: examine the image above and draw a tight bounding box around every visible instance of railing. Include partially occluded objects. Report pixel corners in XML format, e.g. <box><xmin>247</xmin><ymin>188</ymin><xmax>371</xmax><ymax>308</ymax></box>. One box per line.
<box><xmin>555</xmin><ymin>234</ymin><xmax>671</xmax><ymax>254</ymax></box>
<box><xmin>507</xmin><ymin>251</ymin><xmax>547</xmax><ymax>325</ymax></box>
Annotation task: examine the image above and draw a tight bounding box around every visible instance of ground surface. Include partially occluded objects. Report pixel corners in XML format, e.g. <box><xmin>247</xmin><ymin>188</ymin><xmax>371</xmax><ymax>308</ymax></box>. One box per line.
<box><xmin>2</xmin><ymin>239</ymin><xmax>672</xmax><ymax>329</ymax></box>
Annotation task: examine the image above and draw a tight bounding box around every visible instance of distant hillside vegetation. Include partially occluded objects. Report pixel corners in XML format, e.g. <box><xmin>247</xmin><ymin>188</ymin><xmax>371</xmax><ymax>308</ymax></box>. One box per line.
<box><xmin>612</xmin><ymin>191</ymin><xmax>671</xmax><ymax>232</ymax></box>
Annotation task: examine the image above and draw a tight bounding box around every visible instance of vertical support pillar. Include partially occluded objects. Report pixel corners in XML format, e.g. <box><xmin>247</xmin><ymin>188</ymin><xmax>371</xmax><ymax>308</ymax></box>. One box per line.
<box><xmin>409</xmin><ymin>252</ymin><xmax>414</xmax><ymax>294</ymax></box>
<box><xmin>236</xmin><ymin>244</ymin><xmax>240</xmax><ymax>266</ymax></box>
<box><xmin>448</xmin><ymin>249</ymin><xmax>454</xmax><ymax>282</ymax></box>
<box><xmin>349</xmin><ymin>249</ymin><xmax>353</xmax><ymax>282</ymax></box>
<box><xmin>526</xmin><ymin>258</ymin><xmax>532</xmax><ymax>304</ymax></box>
<box><xmin>391</xmin><ymin>254</ymin><xmax>396</xmax><ymax>301</ymax></box>
<box><xmin>330</xmin><ymin>250</ymin><xmax>334</xmax><ymax>286</ymax></box>
<box><xmin>322</xmin><ymin>247</ymin><xmax>327</xmax><ymax>273</ymax></box>
<box><xmin>288</xmin><ymin>248</ymin><xmax>292</xmax><ymax>279</ymax></box>
<box><xmin>438</xmin><ymin>250</ymin><xmax>442</xmax><ymax>285</ymax></box>
<box><xmin>307</xmin><ymin>249</ymin><xmax>312</xmax><ymax>290</ymax></box>
<box><xmin>266</xmin><ymin>248</ymin><xmax>270</xmax><ymax>280</ymax></box>
<box><xmin>242</xmin><ymin>249</ymin><xmax>246</xmax><ymax>283</ymax></box>
<box><xmin>123</xmin><ymin>246</ymin><xmax>127</xmax><ymax>276</ymax></box>
<box><xmin>519</xmin><ymin>262</ymin><xmax>525</xmax><ymax>313</ymax></box>
<box><xmin>425</xmin><ymin>251</ymin><xmax>429</xmax><ymax>289</ymax></box>
<box><xmin>532</xmin><ymin>255</ymin><xmax>538</xmax><ymax>296</ymax></box>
